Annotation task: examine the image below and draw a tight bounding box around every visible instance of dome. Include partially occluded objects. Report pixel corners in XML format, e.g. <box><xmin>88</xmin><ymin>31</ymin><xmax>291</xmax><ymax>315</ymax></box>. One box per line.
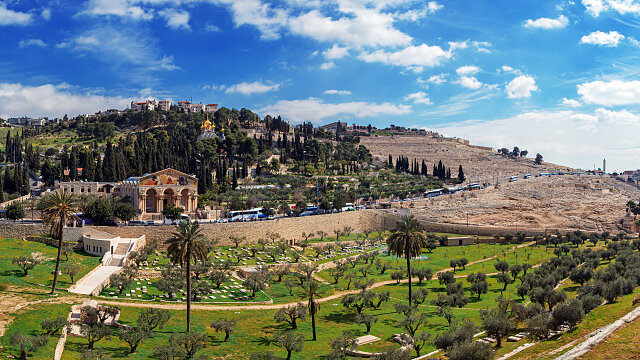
<box><xmin>204</xmin><ymin>119</ymin><xmax>212</xmax><ymax>126</ymax></box>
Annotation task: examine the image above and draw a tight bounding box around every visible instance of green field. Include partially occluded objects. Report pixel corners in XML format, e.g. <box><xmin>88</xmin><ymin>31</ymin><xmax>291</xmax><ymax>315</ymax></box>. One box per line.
<box><xmin>0</xmin><ymin>238</ymin><xmax>100</xmax><ymax>289</ymax></box>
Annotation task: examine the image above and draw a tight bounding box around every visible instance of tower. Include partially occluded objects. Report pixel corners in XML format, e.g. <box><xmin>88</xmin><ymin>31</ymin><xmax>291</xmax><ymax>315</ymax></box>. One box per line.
<box><xmin>603</xmin><ymin>159</ymin><xmax>606</xmax><ymax>173</ymax></box>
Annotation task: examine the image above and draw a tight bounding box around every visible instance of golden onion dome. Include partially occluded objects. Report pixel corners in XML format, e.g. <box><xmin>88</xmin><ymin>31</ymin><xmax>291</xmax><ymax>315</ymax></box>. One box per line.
<box><xmin>204</xmin><ymin>119</ymin><xmax>212</xmax><ymax>126</ymax></box>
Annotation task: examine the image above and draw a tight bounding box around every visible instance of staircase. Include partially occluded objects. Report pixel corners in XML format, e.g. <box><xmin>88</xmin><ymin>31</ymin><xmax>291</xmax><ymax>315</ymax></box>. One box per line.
<box><xmin>113</xmin><ymin>243</ymin><xmax>129</xmax><ymax>255</ymax></box>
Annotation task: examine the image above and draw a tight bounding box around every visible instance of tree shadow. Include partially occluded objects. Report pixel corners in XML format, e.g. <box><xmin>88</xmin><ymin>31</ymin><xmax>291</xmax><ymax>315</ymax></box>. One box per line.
<box><xmin>2</xmin><ymin>269</ymin><xmax>23</xmax><ymax>277</ymax></box>
<box><xmin>252</xmin><ymin>335</ymin><xmax>275</xmax><ymax>346</ymax></box>
<box><xmin>323</xmin><ymin>311</ymin><xmax>356</xmax><ymax>324</ymax></box>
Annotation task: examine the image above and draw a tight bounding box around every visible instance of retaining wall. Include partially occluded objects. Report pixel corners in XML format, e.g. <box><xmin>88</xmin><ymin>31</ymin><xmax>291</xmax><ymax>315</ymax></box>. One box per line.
<box><xmin>90</xmin><ymin>210</ymin><xmax>391</xmax><ymax>247</ymax></box>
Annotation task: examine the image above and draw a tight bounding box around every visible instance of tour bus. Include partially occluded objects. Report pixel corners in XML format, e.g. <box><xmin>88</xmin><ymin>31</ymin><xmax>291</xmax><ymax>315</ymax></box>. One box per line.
<box><xmin>424</xmin><ymin>189</ymin><xmax>444</xmax><ymax>198</ymax></box>
<box><xmin>341</xmin><ymin>203</ymin><xmax>356</xmax><ymax>212</ymax></box>
<box><xmin>228</xmin><ymin>208</ymin><xmax>266</xmax><ymax>222</ymax></box>
<box><xmin>539</xmin><ymin>173</ymin><xmax>551</xmax><ymax>177</ymax></box>
<box><xmin>299</xmin><ymin>206</ymin><xmax>319</xmax><ymax>217</ymax></box>
<box><xmin>468</xmin><ymin>183</ymin><xmax>481</xmax><ymax>191</ymax></box>
<box><xmin>524</xmin><ymin>174</ymin><xmax>532</xmax><ymax>179</ymax></box>
<box><xmin>163</xmin><ymin>214</ymin><xmax>190</xmax><ymax>225</ymax></box>
<box><xmin>509</xmin><ymin>176</ymin><xmax>518</xmax><ymax>182</ymax></box>
<box><xmin>447</xmin><ymin>186</ymin><xmax>463</xmax><ymax>194</ymax></box>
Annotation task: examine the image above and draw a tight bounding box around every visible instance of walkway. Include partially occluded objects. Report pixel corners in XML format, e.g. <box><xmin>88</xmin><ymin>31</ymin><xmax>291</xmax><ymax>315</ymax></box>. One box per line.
<box><xmin>69</xmin><ymin>265</ymin><xmax>121</xmax><ymax>295</ymax></box>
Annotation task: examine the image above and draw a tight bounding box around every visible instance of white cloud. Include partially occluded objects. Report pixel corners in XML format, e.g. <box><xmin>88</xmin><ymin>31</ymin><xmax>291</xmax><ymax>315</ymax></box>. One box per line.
<box><xmin>358</xmin><ymin>43</ymin><xmax>455</xmax><ymax>71</ymax></box>
<box><xmin>18</xmin><ymin>39</ymin><xmax>47</xmax><ymax>48</ymax></box>
<box><xmin>582</xmin><ymin>0</ymin><xmax>608</xmax><ymax>16</ymax></box>
<box><xmin>320</xmin><ymin>61</ymin><xmax>335</xmax><ymax>70</ymax></box>
<box><xmin>506</xmin><ymin>75</ymin><xmax>538</xmax><ymax>98</ymax></box>
<box><xmin>205</xmin><ymin>24</ymin><xmax>221</xmax><ymax>32</ymax></box>
<box><xmin>404</xmin><ymin>91</ymin><xmax>431</xmax><ymax>105</ymax></box>
<box><xmin>80</xmin><ymin>0</ymin><xmax>153</xmax><ymax>20</ymax></box>
<box><xmin>458</xmin><ymin>76</ymin><xmax>483</xmax><ymax>89</ymax></box>
<box><xmin>523</xmin><ymin>15</ymin><xmax>569</xmax><ymax>29</ymax></box>
<box><xmin>216</xmin><ymin>0</ymin><xmax>289</xmax><ymax>40</ymax></box>
<box><xmin>41</xmin><ymin>8</ymin><xmax>51</xmax><ymax>20</ymax></box>
<box><xmin>0</xmin><ymin>3</ymin><xmax>33</xmax><ymax>25</ymax></box>
<box><xmin>289</xmin><ymin>8</ymin><xmax>412</xmax><ymax>48</ymax></box>
<box><xmin>56</xmin><ymin>26</ymin><xmax>179</xmax><ymax>75</ymax></box>
<box><xmin>582</xmin><ymin>0</ymin><xmax>640</xmax><ymax>16</ymax></box>
<box><xmin>258</xmin><ymin>97</ymin><xmax>411</xmax><ymax>123</ymax></box>
<box><xmin>427</xmin><ymin>1</ymin><xmax>444</xmax><ymax>13</ymax></box>
<box><xmin>501</xmin><ymin>65</ymin><xmax>513</xmax><ymax>72</ymax></box>
<box><xmin>158</xmin><ymin>9</ymin><xmax>190</xmax><ymax>30</ymax></box>
<box><xmin>0</xmin><ymin>82</ymin><xmax>134</xmax><ymax>119</ymax></box>
<box><xmin>456</xmin><ymin>65</ymin><xmax>480</xmax><ymax>76</ymax></box>
<box><xmin>428</xmin><ymin>73</ymin><xmax>448</xmax><ymax>84</ymax></box>
<box><xmin>324</xmin><ymin>89</ymin><xmax>352</xmax><ymax>95</ymax></box>
<box><xmin>395</xmin><ymin>1</ymin><xmax>443</xmax><ymax>21</ymax></box>
<box><xmin>577</xmin><ymin>80</ymin><xmax>640</xmax><ymax>105</ymax></box>
<box><xmin>561</xmin><ymin>98</ymin><xmax>582</xmax><ymax>107</ymax></box>
<box><xmin>580</xmin><ymin>30</ymin><xmax>625</xmax><ymax>47</ymax></box>
<box><xmin>323</xmin><ymin>44</ymin><xmax>350</xmax><ymax>59</ymax></box>
<box><xmin>433</xmin><ymin>108</ymin><xmax>640</xmax><ymax>171</ymax></box>
<box><xmin>224</xmin><ymin>81</ymin><xmax>281</xmax><ymax>95</ymax></box>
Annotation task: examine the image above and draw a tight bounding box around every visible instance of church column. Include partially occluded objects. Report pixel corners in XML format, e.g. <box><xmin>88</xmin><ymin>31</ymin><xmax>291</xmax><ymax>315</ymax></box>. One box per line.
<box><xmin>176</xmin><ymin>195</ymin><xmax>183</xmax><ymax>211</ymax></box>
<box><xmin>139</xmin><ymin>195</ymin><xmax>147</xmax><ymax>216</ymax></box>
<box><xmin>157</xmin><ymin>195</ymin><xmax>165</xmax><ymax>214</ymax></box>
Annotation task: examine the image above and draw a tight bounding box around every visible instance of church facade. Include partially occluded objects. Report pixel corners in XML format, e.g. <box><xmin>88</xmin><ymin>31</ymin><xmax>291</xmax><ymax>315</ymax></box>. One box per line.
<box><xmin>119</xmin><ymin>168</ymin><xmax>199</xmax><ymax>220</ymax></box>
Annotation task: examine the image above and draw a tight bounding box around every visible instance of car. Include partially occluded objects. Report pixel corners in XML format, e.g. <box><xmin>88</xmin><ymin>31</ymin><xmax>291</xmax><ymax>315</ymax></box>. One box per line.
<box><xmin>145</xmin><ymin>220</ymin><xmax>156</xmax><ymax>226</ymax></box>
<box><xmin>129</xmin><ymin>220</ymin><xmax>145</xmax><ymax>226</ymax></box>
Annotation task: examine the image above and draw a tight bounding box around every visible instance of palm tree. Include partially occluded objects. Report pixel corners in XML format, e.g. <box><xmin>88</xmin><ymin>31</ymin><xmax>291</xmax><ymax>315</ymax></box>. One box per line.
<box><xmin>386</xmin><ymin>215</ymin><xmax>426</xmax><ymax>305</ymax></box>
<box><xmin>166</xmin><ymin>219</ymin><xmax>211</xmax><ymax>332</ymax></box>
<box><xmin>41</xmin><ymin>190</ymin><xmax>78</xmax><ymax>295</ymax></box>
<box><xmin>299</xmin><ymin>280</ymin><xmax>321</xmax><ymax>341</ymax></box>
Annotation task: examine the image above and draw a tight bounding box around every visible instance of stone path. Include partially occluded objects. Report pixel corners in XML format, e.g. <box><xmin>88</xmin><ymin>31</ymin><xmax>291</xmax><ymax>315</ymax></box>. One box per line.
<box><xmin>69</xmin><ymin>265</ymin><xmax>121</xmax><ymax>295</ymax></box>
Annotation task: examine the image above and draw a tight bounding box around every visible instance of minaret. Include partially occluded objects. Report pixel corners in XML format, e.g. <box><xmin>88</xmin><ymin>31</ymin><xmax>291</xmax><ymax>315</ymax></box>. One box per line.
<box><xmin>603</xmin><ymin>159</ymin><xmax>606</xmax><ymax>173</ymax></box>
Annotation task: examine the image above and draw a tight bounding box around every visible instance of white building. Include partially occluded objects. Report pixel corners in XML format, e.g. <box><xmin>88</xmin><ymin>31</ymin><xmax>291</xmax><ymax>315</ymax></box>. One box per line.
<box><xmin>158</xmin><ymin>100</ymin><xmax>171</xmax><ymax>111</ymax></box>
<box><xmin>206</xmin><ymin>104</ymin><xmax>218</xmax><ymax>113</ymax></box>
<box><xmin>178</xmin><ymin>101</ymin><xmax>190</xmax><ymax>111</ymax></box>
<box><xmin>131</xmin><ymin>101</ymin><xmax>156</xmax><ymax>111</ymax></box>
<box><xmin>190</xmin><ymin>103</ymin><xmax>205</xmax><ymax>113</ymax></box>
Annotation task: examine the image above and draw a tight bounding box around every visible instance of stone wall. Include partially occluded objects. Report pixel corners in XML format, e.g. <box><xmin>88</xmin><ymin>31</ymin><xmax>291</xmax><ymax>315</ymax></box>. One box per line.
<box><xmin>90</xmin><ymin>210</ymin><xmax>391</xmax><ymax>247</ymax></box>
<box><xmin>0</xmin><ymin>223</ymin><xmax>49</xmax><ymax>238</ymax></box>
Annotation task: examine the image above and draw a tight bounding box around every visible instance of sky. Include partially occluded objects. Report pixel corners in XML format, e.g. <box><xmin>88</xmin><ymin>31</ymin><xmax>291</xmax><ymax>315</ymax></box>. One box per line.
<box><xmin>1</xmin><ymin>0</ymin><xmax>640</xmax><ymax>171</ymax></box>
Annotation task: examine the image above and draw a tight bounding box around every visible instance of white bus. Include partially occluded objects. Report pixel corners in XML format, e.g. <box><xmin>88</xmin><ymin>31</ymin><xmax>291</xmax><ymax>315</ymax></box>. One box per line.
<box><xmin>509</xmin><ymin>176</ymin><xmax>518</xmax><ymax>182</ymax></box>
<box><xmin>424</xmin><ymin>189</ymin><xmax>444</xmax><ymax>197</ymax></box>
<box><xmin>228</xmin><ymin>208</ymin><xmax>265</xmax><ymax>222</ymax></box>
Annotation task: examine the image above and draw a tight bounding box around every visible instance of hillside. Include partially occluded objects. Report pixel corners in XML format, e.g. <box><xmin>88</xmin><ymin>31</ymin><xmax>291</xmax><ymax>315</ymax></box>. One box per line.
<box><xmin>360</xmin><ymin>135</ymin><xmax>572</xmax><ymax>182</ymax></box>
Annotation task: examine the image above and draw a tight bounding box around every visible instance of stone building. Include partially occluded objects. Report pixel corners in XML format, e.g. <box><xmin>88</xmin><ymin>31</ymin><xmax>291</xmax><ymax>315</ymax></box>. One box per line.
<box><xmin>119</xmin><ymin>168</ymin><xmax>198</xmax><ymax>220</ymax></box>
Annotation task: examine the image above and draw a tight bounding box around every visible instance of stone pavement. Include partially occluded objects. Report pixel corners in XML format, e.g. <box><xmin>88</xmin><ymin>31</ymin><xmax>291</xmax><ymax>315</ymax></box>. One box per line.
<box><xmin>69</xmin><ymin>266</ymin><xmax>120</xmax><ymax>295</ymax></box>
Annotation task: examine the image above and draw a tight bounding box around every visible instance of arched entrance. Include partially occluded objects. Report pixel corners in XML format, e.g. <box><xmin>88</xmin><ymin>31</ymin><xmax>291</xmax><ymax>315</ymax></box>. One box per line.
<box><xmin>163</xmin><ymin>188</ymin><xmax>175</xmax><ymax>210</ymax></box>
<box><xmin>181</xmin><ymin>188</ymin><xmax>190</xmax><ymax>211</ymax></box>
<box><xmin>146</xmin><ymin>189</ymin><xmax>157</xmax><ymax>213</ymax></box>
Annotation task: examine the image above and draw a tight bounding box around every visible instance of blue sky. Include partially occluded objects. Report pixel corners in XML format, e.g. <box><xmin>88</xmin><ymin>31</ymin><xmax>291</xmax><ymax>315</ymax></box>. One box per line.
<box><xmin>1</xmin><ymin>0</ymin><xmax>640</xmax><ymax>171</ymax></box>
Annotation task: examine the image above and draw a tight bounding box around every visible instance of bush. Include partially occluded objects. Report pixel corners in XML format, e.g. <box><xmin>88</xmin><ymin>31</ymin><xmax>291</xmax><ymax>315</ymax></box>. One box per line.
<box><xmin>552</xmin><ymin>299</ymin><xmax>584</xmax><ymax>329</ymax></box>
<box><xmin>447</xmin><ymin>340</ymin><xmax>494</xmax><ymax>360</ymax></box>
<box><xmin>579</xmin><ymin>294</ymin><xmax>603</xmax><ymax>314</ymax></box>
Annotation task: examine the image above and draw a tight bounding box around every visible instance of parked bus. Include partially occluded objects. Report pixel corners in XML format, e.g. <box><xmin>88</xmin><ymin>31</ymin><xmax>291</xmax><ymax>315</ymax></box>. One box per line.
<box><xmin>424</xmin><ymin>189</ymin><xmax>444</xmax><ymax>198</ymax></box>
<box><xmin>228</xmin><ymin>208</ymin><xmax>266</xmax><ymax>222</ymax></box>
<box><xmin>468</xmin><ymin>183</ymin><xmax>481</xmax><ymax>190</ymax></box>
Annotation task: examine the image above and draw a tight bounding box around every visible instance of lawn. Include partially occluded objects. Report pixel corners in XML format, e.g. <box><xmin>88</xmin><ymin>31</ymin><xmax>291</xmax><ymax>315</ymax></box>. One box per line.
<box><xmin>0</xmin><ymin>238</ymin><xmax>100</xmax><ymax>289</ymax></box>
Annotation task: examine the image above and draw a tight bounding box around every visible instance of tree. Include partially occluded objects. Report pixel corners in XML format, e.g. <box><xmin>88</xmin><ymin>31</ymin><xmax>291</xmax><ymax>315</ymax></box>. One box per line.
<box><xmin>152</xmin><ymin>344</ymin><xmax>187</xmax><ymax>360</ymax></box>
<box><xmin>209</xmin><ymin>269</ymin><xmax>227</xmax><ymax>288</ymax></box>
<box><xmin>342</xmin><ymin>226</ymin><xmax>353</xmax><ymax>237</ymax></box>
<box><xmin>494</xmin><ymin>261</ymin><xmax>509</xmax><ymax>273</ymax></box>
<box><xmin>569</xmin><ymin>266</ymin><xmax>593</xmax><ymax>286</ymax></box>
<box><xmin>526</xmin><ymin>312</ymin><xmax>552</xmax><ymax>340</ymax></box>
<box><xmin>244</xmin><ymin>273</ymin><xmax>267</xmax><ymax>297</ymax></box>
<box><xmin>162</xmin><ymin>203</ymin><xmax>184</xmax><ymax>221</ymax></box>
<box><xmin>275</xmin><ymin>331</ymin><xmax>303</xmax><ymax>360</ymax></box>
<box><xmin>372</xmin><ymin>347</ymin><xmax>411</xmax><ymax>360</ymax></box>
<box><xmin>9</xmin><ymin>332</ymin><xmax>48</xmax><ymax>360</ymax></box>
<box><xmin>170</xmin><ymin>332</ymin><xmax>208</xmax><ymax>359</ymax></box>
<box><xmin>275</xmin><ymin>303</ymin><xmax>307</xmax><ymax>330</ymax></box>
<box><xmin>300</xmin><ymin>280</ymin><xmax>321</xmax><ymax>341</ymax></box>
<box><xmin>40</xmin><ymin>317</ymin><xmax>69</xmax><ymax>335</ymax></box>
<box><xmin>386</xmin><ymin>215</ymin><xmax>427</xmax><ymax>305</ymax></box>
<box><xmin>457</xmin><ymin>165</ymin><xmax>465</xmax><ymax>182</ymax></box>
<box><xmin>109</xmin><ymin>273</ymin><xmax>132</xmax><ymax>295</ymax></box>
<box><xmin>81</xmin><ymin>349</ymin><xmax>113</xmax><ymax>360</ymax></box>
<box><xmin>328</xmin><ymin>330</ymin><xmax>358</xmax><ymax>359</ymax></box>
<box><xmin>438</xmin><ymin>271</ymin><xmax>455</xmax><ymax>286</ymax></box>
<box><xmin>82</xmin><ymin>323</ymin><xmax>112</xmax><ymax>349</ymax></box>
<box><xmin>467</xmin><ymin>273</ymin><xmax>489</xmax><ymax>300</ymax></box>
<box><xmin>166</xmin><ymin>220</ymin><xmax>211</xmax><ymax>332</ymax></box>
<box><xmin>355</xmin><ymin>313</ymin><xmax>377</xmax><ymax>333</ymax></box>
<box><xmin>12</xmin><ymin>254</ymin><xmax>41</xmax><ymax>276</ymax></box>
<box><xmin>496</xmin><ymin>273</ymin><xmax>513</xmax><ymax>291</ymax></box>
<box><xmin>535</xmin><ymin>153</ymin><xmax>543</xmax><ymax>165</ymax></box>
<box><xmin>137</xmin><ymin>308</ymin><xmax>171</xmax><ymax>331</ymax></box>
<box><xmin>398</xmin><ymin>309</ymin><xmax>427</xmax><ymax>337</ymax></box>
<box><xmin>41</xmin><ymin>190</ymin><xmax>78</xmax><ymax>294</ymax></box>
<box><xmin>458</xmin><ymin>258</ymin><xmax>469</xmax><ymax>270</ymax></box>
<box><xmin>480</xmin><ymin>308</ymin><xmax>514</xmax><ymax>347</ymax></box>
<box><xmin>113</xmin><ymin>202</ymin><xmax>136</xmax><ymax>223</ymax></box>
<box><xmin>316</xmin><ymin>230</ymin><xmax>327</xmax><ymax>241</ymax></box>
<box><xmin>411</xmin><ymin>331</ymin><xmax>430</xmax><ymax>357</ymax></box>
<box><xmin>62</xmin><ymin>263</ymin><xmax>81</xmax><ymax>284</ymax></box>
<box><xmin>118</xmin><ymin>327</ymin><xmax>151</xmax><ymax>353</ymax></box>
<box><xmin>447</xmin><ymin>341</ymin><xmax>494</xmax><ymax>360</ymax></box>
<box><xmin>6</xmin><ymin>202</ymin><xmax>24</xmax><ymax>222</ymax></box>
<box><xmin>552</xmin><ymin>298</ymin><xmax>584</xmax><ymax>329</ymax></box>
<box><xmin>425</xmin><ymin>237</ymin><xmax>438</xmax><ymax>253</ymax></box>
<box><xmin>85</xmin><ymin>197</ymin><xmax>113</xmax><ymax>224</ymax></box>
<box><xmin>210</xmin><ymin>318</ymin><xmax>237</xmax><ymax>342</ymax></box>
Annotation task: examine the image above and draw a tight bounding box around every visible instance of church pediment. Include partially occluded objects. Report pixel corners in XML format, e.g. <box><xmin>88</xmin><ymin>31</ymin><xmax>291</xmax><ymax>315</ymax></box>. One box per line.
<box><xmin>139</xmin><ymin>168</ymin><xmax>197</xmax><ymax>187</ymax></box>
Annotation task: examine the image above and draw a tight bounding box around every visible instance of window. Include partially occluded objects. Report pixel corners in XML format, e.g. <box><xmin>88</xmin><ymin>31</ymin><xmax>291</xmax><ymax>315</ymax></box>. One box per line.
<box><xmin>81</xmin><ymin>188</ymin><xmax>84</xmax><ymax>193</ymax></box>
<box><xmin>88</xmin><ymin>189</ymin><xmax>91</xmax><ymax>193</ymax></box>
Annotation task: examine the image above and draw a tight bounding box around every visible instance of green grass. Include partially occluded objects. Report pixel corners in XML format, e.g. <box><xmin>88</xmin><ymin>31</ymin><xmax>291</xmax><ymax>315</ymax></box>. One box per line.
<box><xmin>0</xmin><ymin>238</ymin><xmax>100</xmax><ymax>289</ymax></box>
